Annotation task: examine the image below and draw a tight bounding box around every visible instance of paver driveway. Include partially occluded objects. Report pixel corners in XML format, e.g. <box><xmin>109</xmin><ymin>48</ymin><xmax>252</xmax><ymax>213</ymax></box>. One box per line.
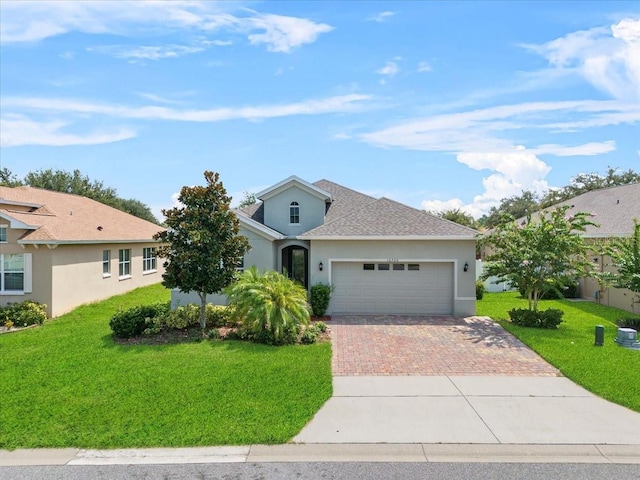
<box><xmin>331</xmin><ymin>315</ymin><xmax>560</xmax><ymax>376</ymax></box>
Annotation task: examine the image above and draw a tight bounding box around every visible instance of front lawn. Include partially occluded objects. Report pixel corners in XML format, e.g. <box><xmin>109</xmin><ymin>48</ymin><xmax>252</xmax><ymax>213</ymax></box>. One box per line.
<box><xmin>478</xmin><ymin>292</ymin><xmax>640</xmax><ymax>412</ymax></box>
<box><xmin>0</xmin><ymin>284</ymin><xmax>332</xmax><ymax>449</ymax></box>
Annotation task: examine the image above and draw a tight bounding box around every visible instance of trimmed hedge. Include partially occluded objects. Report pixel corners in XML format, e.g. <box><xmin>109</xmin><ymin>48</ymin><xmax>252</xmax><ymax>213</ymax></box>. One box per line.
<box><xmin>508</xmin><ymin>307</ymin><xmax>564</xmax><ymax>329</ymax></box>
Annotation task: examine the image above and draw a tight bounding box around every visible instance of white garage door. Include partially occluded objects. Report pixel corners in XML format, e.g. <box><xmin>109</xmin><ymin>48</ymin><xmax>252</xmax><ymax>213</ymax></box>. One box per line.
<box><xmin>331</xmin><ymin>261</ymin><xmax>454</xmax><ymax>315</ymax></box>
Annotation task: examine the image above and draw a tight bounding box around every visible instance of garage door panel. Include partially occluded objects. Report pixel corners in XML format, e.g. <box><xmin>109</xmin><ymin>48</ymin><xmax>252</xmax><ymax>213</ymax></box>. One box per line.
<box><xmin>331</xmin><ymin>261</ymin><xmax>453</xmax><ymax>315</ymax></box>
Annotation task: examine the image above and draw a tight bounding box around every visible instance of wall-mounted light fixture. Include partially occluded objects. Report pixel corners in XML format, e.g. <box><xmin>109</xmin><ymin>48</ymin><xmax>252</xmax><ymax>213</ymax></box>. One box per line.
<box><xmin>319</xmin><ymin>262</ymin><xmax>324</xmax><ymax>271</ymax></box>
<box><xmin>463</xmin><ymin>262</ymin><xmax>469</xmax><ymax>272</ymax></box>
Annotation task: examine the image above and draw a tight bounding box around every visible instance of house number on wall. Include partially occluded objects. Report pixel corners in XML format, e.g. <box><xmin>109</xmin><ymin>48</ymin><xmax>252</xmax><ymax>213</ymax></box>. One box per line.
<box><xmin>387</xmin><ymin>258</ymin><xmax>399</xmax><ymax>262</ymax></box>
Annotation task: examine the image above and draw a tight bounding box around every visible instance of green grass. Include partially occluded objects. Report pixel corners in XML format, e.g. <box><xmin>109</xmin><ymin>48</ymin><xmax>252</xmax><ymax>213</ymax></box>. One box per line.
<box><xmin>0</xmin><ymin>284</ymin><xmax>332</xmax><ymax>449</ymax></box>
<box><xmin>478</xmin><ymin>292</ymin><xmax>640</xmax><ymax>412</ymax></box>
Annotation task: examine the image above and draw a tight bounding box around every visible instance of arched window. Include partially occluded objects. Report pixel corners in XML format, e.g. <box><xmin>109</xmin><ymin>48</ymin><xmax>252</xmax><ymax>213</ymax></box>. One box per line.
<box><xmin>289</xmin><ymin>201</ymin><xmax>300</xmax><ymax>224</ymax></box>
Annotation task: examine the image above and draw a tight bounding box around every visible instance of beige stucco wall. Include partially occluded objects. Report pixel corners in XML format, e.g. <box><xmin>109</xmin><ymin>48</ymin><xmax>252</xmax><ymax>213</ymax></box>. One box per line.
<box><xmin>48</xmin><ymin>242</ymin><xmax>164</xmax><ymax>317</ymax></box>
<box><xmin>309</xmin><ymin>239</ymin><xmax>477</xmax><ymax>316</ymax></box>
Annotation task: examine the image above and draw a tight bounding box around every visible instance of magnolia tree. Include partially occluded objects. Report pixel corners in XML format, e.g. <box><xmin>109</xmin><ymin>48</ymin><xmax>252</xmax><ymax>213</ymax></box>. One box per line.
<box><xmin>599</xmin><ymin>219</ymin><xmax>640</xmax><ymax>313</ymax></box>
<box><xmin>154</xmin><ymin>171</ymin><xmax>250</xmax><ymax>330</ymax></box>
<box><xmin>481</xmin><ymin>205</ymin><xmax>596</xmax><ymax>312</ymax></box>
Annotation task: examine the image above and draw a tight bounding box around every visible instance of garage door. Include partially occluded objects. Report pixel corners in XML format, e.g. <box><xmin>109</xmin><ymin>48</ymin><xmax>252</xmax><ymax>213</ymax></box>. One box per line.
<box><xmin>331</xmin><ymin>261</ymin><xmax>454</xmax><ymax>315</ymax></box>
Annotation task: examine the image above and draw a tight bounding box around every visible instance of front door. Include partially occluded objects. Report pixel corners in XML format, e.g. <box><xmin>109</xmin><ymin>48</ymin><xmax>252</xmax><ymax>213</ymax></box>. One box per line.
<box><xmin>282</xmin><ymin>246</ymin><xmax>308</xmax><ymax>289</ymax></box>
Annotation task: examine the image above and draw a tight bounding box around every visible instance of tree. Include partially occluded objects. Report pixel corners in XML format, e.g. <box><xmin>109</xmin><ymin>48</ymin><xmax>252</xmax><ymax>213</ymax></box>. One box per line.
<box><xmin>479</xmin><ymin>190</ymin><xmax>540</xmax><ymax>228</ymax></box>
<box><xmin>238</xmin><ymin>191</ymin><xmax>257</xmax><ymax>209</ymax></box>
<box><xmin>0</xmin><ymin>167</ymin><xmax>22</xmax><ymax>187</ymax></box>
<box><xmin>225</xmin><ymin>266</ymin><xmax>310</xmax><ymax>344</ymax></box>
<box><xmin>435</xmin><ymin>208</ymin><xmax>478</xmax><ymax>229</ymax></box>
<box><xmin>541</xmin><ymin>167</ymin><xmax>640</xmax><ymax>208</ymax></box>
<box><xmin>598</xmin><ymin>219</ymin><xmax>640</xmax><ymax>313</ymax></box>
<box><xmin>481</xmin><ymin>205</ymin><xmax>596</xmax><ymax>312</ymax></box>
<box><xmin>21</xmin><ymin>168</ymin><xmax>160</xmax><ymax>224</ymax></box>
<box><xmin>154</xmin><ymin>171</ymin><xmax>250</xmax><ymax>331</ymax></box>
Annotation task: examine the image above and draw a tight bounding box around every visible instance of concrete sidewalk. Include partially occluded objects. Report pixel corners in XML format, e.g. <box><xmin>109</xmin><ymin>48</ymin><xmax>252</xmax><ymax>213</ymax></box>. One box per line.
<box><xmin>294</xmin><ymin>376</ymin><xmax>640</xmax><ymax>445</ymax></box>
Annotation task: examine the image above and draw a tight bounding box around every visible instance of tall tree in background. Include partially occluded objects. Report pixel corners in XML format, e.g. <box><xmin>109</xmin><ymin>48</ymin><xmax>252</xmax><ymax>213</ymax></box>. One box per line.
<box><xmin>238</xmin><ymin>191</ymin><xmax>257</xmax><ymax>208</ymax></box>
<box><xmin>154</xmin><ymin>171</ymin><xmax>250</xmax><ymax>331</ymax></box>
<box><xmin>434</xmin><ymin>208</ymin><xmax>478</xmax><ymax>229</ymax></box>
<box><xmin>1</xmin><ymin>167</ymin><xmax>159</xmax><ymax>224</ymax></box>
<box><xmin>541</xmin><ymin>167</ymin><xmax>640</xmax><ymax>208</ymax></box>
<box><xmin>479</xmin><ymin>190</ymin><xmax>540</xmax><ymax>229</ymax></box>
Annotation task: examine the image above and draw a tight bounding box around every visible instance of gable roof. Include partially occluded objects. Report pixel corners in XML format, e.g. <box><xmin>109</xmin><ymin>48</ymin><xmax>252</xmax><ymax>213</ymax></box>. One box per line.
<box><xmin>256</xmin><ymin>175</ymin><xmax>332</xmax><ymax>203</ymax></box>
<box><xmin>237</xmin><ymin>177</ymin><xmax>477</xmax><ymax>239</ymax></box>
<box><xmin>525</xmin><ymin>183</ymin><xmax>640</xmax><ymax>238</ymax></box>
<box><xmin>0</xmin><ymin>186</ymin><xmax>164</xmax><ymax>245</ymax></box>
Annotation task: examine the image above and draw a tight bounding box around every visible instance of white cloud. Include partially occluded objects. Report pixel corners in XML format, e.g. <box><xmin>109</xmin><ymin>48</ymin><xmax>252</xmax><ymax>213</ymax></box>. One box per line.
<box><xmin>3</xmin><ymin>93</ymin><xmax>372</xmax><ymax>122</ymax></box>
<box><xmin>361</xmin><ymin>98</ymin><xmax>638</xmax><ymax>217</ymax></box>
<box><xmin>0</xmin><ymin>1</ymin><xmax>333</xmax><ymax>53</ymax></box>
<box><xmin>417</xmin><ymin>61</ymin><xmax>432</xmax><ymax>73</ymax></box>
<box><xmin>523</xmin><ymin>18</ymin><xmax>640</xmax><ymax>101</ymax></box>
<box><xmin>376</xmin><ymin>61</ymin><xmax>399</xmax><ymax>77</ymax></box>
<box><xmin>0</xmin><ymin>115</ymin><xmax>135</xmax><ymax>147</ymax></box>
<box><xmin>368</xmin><ymin>11</ymin><xmax>396</xmax><ymax>23</ymax></box>
<box><xmin>246</xmin><ymin>13</ymin><xmax>333</xmax><ymax>53</ymax></box>
<box><xmin>88</xmin><ymin>44</ymin><xmax>204</xmax><ymax>61</ymax></box>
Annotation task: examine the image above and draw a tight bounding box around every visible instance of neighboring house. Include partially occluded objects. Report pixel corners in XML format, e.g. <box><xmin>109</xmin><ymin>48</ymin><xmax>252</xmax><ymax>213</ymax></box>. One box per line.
<box><xmin>479</xmin><ymin>183</ymin><xmax>640</xmax><ymax>312</ymax></box>
<box><xmin>0</xmin><ymin>186</ymin><xmax>165</xmax><ymax>317</ymax></box>
<box><xmin>556</xmin><ymin>183</ymin><xmax>640</xmax><ymax>313</ymax></box>
<box><xmin>173</xmin><ymin>176</ymin><xmax>478</xmax><ymax>316</ymax></box>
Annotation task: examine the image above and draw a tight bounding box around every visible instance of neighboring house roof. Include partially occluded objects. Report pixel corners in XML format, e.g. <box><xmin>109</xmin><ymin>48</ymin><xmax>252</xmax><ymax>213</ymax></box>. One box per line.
<box><xmin>238</xmin><ymin>178</ymin><xmax>477</xmax><ymax>240</ymax></box>
<box><xmin>526</xmin><ymin>183</ymin><xmax>640</xmax><ymax>238</ymax></box>
<box><xmin>0</xmin><ymin>186</ymin><xmax>164</xmax><ymax>244</ymax></box>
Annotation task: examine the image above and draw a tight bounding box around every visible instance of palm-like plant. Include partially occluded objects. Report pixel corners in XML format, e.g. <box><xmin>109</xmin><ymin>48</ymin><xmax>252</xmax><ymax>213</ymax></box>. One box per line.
<box><xmin>225</xmin><ymin>266</ymin><xmax>311</xmax><ymax>344</ymax></box>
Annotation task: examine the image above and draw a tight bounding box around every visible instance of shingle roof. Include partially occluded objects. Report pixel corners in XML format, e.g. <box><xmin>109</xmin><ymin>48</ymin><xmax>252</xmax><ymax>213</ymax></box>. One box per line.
<box><xmin>301</xmin><ymin>196</ymin><xmax>477</xmax><ymax>238</ymax></box>
<box><xmin>0</xmin><ymin>186</ymin><xmax>164</xmax><ymax>243</ymax></box>
<box><xmin>526</xmin><ymin>183</ymin><xmax>640</xmax><ymax>238</ymax></box>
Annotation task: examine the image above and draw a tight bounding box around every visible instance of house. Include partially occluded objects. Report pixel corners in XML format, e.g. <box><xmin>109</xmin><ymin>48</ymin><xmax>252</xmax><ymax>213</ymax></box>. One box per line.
<box><xmin>554</xmin><ymin>182</ymin><xmax>640</xmax><ymax>313</ymax></box>
<box><xmin>172</xmin><ymin>176</ymin><xmax>478</xmax><ymax>316</ymax></box>
<box><xmin>479</xmin><ymin>183</ymin><xmax>640</xmax><ymax>312</ymax></box>
<box><xmin>0</xmin><ymin>186</ymin><xmax>165</xmax><ymax>317</ymax></box>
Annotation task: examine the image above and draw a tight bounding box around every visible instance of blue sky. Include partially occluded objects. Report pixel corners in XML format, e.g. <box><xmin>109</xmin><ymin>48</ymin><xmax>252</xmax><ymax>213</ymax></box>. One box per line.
<box><xmin>1</xmin><ymin>1</ymin><xmax>639</xmax><ymax>220</ymax></box>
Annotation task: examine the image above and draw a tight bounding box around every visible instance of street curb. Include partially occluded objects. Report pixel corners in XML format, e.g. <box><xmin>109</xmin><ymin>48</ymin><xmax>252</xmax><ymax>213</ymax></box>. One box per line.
<box><xmin>2</xmin><ymin>444</ymin><xmax>640</xmax><ymax>466</ymax></box>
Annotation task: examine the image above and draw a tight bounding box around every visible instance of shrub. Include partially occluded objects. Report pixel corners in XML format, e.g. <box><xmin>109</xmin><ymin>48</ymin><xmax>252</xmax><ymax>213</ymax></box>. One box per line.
<box><xmin>508</xmin><ymin>307</ymin><xmax>564</xmax><ymax>329</ymax></box>
<box><xmin>616</xmin><ymin>317</ymin><xmax>640</xmax><ymax>329</ymax></box>
<box><xmin>0</xmin><ymin>301</ymin><xmax>47</xmax><ymax>327</ymax></box>
<box><xmin>475</xmin><ymin>281</ymin><xmax>485</xmax><ymax>300</ymax></box>
<box><xmin>159</xmin><ymin>304</ymin><xmax>235</xmax><ymax>331</ymax></box>
<box><xmin>109</xmin><ymin>302</ymin><xmax>170</xmax><ymax>338</ymax></box>
<box><xmin>314</xmin><ymin>321</ymin><xmax>328</xmax><ymax>333</ymax></box>
<box><xmin>225</xmin><ymin>267</ymin><xmax>310</xmax><ymax>345</ymax></box>
<box><xmin>300</xmin><ymin>325</ymin><xmax>319</xmax><ymax>345</ymax></box>
<box><xmin>309</xmin><ymin>283</ymin><xmax>333</xmax><ymax>317</ymax></box>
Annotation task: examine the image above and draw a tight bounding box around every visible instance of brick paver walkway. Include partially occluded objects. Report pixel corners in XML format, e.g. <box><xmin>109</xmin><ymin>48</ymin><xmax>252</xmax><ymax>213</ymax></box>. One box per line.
<box><xmin>331</xmin><ymin>315</ymin><xmax>560</xmax><ymax>376</ymax></box>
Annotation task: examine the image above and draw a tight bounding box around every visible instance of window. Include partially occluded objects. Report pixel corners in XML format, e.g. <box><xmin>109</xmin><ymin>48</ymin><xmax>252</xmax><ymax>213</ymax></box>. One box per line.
<box><xmin>142</xmin><ymin>247</ymin><xmax>156</xmax><ymax>273</ymax></box>
<box><xmin>119</xmin><ymin>249</ymin><xmax>131</xmax><ymax>278</ymax></box>
<box><xmin>1</xmin><ymin>254</ymin><xmax>24</xmax><ymax>291</ymax></box>
<box><xmin>393</xmin><ymin>263</ymin><xmax>405</xmax><ymax>271</ymax></box>
<box><xmin>377</xmin><ymin>263</ymin><xmax>390</xmax><ymax>271</ymax></box>
<box><xmin>289</xmin><ymin>201</ymin><xmax>300</xmax><ymax>224</ymax></box>
<box><xmin>363</xmin><ymin>263</ymin><xmax>375</xmax><ymax>270</ymax></box>
<box><xmin>236</xmin><ymin>256</ymin><xmax>245</xmax><ymax>272</ymax></box>
<box><xmin>103</xmin><ymin>250</ymin><xmax>111</xmax><ymax>276</ymax></box>
<box><xmin>408</xmin><ymin>263</ymin><xmax>420</xmax><ymax>271</ymax></box>
<box><xmin>0</xmin><ymin>225</ymin><xmax>7</xmax><ymax>243</ymax></box>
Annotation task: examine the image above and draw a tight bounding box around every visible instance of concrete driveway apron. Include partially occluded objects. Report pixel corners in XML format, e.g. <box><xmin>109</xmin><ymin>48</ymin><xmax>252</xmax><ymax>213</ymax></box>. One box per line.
<box><xmin>294</xmin><ymin>315</ymin><xmax>640</xmax><ymax>445</ymax></box>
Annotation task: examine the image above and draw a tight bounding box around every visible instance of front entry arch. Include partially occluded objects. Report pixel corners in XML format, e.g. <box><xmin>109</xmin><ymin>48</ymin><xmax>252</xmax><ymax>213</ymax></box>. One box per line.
<box><xmin>281</xmin><ymin>245</ymin><xmax>308</xmax><ymax>289</ymax></box>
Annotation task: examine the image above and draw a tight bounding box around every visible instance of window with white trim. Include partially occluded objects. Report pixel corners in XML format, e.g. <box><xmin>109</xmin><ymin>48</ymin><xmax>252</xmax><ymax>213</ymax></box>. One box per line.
<box><xmin>142</xmin><ymin>247</ymin><xmax>156</xmax><ymax>272</ymax></box>
<box><xmin>0</xmin><ymin>225</ymin><xmax>7</xmax><ymax>243</ymax></box>
<box><xmin>119</xmin><ymin>249</ymin><xmax>131</xmax><ymax>278</ymax></box>
<box><xmin>236</xmin><ymin>256</ymin><xmax>245</xmax><ymax>272</ymax></box>
<box><xmin>103</xmin><ymin>250</ymin><xmax>111</xmax><ymax>276</ymax></box>
<box><xmin>289</xmin><ymin>201</ymin><xmax>300</xmax><ymax>224</ymax></box>
<box><xmin>1</xmin><ymin>254</ymin><xmax>24</xmax><ymax>291</ymax></box>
